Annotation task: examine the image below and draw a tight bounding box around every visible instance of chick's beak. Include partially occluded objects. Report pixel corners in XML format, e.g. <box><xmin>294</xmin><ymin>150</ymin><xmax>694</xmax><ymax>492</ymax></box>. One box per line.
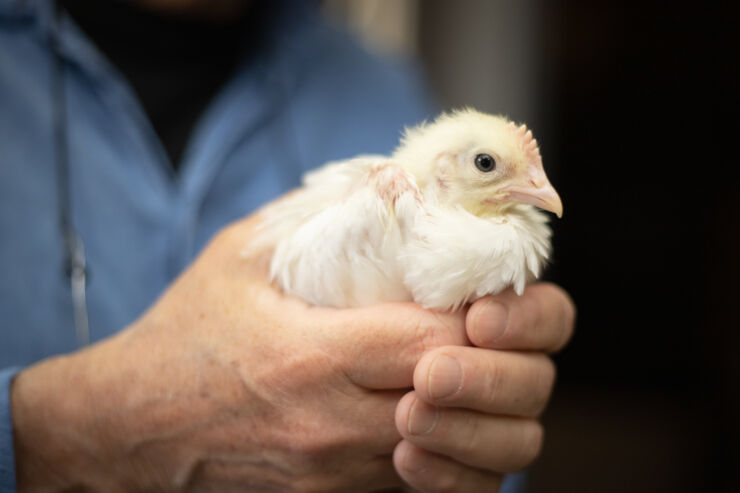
<box><xmin>500</xmin><ymin>166</ymin><xmax>563</xmax><ymax>218</ymax></box>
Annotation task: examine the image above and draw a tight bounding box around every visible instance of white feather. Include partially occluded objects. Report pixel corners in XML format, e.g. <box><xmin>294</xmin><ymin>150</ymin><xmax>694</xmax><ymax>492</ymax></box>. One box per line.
<box><xmin>259</xmin><ymin>157</ymin><xmax>423</xmax><ymax>307</ymax></box>
<box><xmin>402</xmin><ymin>205</ymin><xmax>551</xmax><ymax>311</ymax></box>
<box><xmin>252</xmin><ymin>110</ymin><xmax>558</xmax><ymax>311</ymax></box>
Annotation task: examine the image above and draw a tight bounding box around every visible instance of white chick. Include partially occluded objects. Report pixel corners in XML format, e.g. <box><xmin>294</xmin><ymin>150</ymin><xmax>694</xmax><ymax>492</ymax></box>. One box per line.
<box><xmin>254</xmin><ymin>109</ymin><xmax>563</xmax><ymax>311</ymax></box>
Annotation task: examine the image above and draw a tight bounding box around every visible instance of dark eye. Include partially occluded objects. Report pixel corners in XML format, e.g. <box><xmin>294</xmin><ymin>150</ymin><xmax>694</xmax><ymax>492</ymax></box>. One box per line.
<box><xmin>475</xmin><ymin>153</ymin><xmax>496</xmax><ymax>172</ymax></box>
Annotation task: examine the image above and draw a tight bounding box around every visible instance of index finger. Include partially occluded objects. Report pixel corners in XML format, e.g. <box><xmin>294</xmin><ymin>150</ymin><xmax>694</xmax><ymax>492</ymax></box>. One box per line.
<box><xmin>225</xmin><ymin>212</ymin><xmax>472</xmax><ymax>391</ymax></box>
<box><xmin>466</xmin><ymin>283</ymin><xmax>575</xmax><ymax>352</ymax></box>
<box><xmin>326</xmin><ymin>303</ymin><xmax>470</xmax><ymax>390</ymax></box>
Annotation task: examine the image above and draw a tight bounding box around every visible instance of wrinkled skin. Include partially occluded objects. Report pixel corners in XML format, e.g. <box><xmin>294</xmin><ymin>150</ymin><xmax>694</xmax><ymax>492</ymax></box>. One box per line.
<box><xmin>11</xmin><ymin>210</ymin><xmax>574</xmax><ymax>492</ymax></box>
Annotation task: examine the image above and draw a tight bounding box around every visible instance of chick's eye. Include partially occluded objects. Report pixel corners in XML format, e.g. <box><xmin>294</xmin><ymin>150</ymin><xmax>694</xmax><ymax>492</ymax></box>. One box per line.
<box><xmin>474</xmin><ymin>153</ymin><xmax>496</xmax><ymax>172</ymax></box>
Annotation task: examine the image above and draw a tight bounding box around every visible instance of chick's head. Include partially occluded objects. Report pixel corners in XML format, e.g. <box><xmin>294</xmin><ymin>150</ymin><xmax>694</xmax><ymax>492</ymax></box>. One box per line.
<box><xmin>393</xmin><ymin>109</ymin><xmax>562</xmax><ymax>218</ymax></box>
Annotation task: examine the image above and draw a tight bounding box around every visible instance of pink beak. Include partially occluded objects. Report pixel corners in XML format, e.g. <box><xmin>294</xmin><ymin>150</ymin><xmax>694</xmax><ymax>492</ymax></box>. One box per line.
<box><xmin>500</xmin><ymin>165</ymin><xmax>563</xmax><ymax>218</ymax></box>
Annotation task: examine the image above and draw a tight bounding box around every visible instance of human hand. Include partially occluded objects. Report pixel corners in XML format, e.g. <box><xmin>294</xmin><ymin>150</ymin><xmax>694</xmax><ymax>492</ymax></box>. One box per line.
<box><xmin>11</xmin><ymin>213</ymin><xmax>471</xmax><ymax>492</ymax></box>
<box><xmin>393</xmin><ymin>284</ymin><xmax>576</xmax><ymax>492</ymax></box>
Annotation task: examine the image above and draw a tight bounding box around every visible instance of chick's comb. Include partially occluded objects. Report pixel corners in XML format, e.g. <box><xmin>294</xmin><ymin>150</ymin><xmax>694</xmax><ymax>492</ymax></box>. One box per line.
<box><xmin>508</xmin><ymin>122</ymin><xmax>543</xmax><ymax>169</ymax></box>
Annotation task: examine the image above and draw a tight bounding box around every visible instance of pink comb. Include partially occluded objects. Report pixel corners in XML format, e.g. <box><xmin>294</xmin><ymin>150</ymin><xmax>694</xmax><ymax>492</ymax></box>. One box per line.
<box><xmin>508</xmin><ymin>122</ymin><xmax>543</xmax><ymax>170</ymax></box>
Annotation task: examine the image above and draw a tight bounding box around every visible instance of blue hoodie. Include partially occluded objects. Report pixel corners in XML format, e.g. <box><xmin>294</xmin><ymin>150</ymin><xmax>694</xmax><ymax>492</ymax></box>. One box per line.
<box><xmin>0</xmin><ymin>0</ymin><xmax>436</xmax><ymax>488</ymax></box>
<box><xmin>0</xmin><ymin>1</ymin><xmax>523</xmax><ymax>491</ymax></box>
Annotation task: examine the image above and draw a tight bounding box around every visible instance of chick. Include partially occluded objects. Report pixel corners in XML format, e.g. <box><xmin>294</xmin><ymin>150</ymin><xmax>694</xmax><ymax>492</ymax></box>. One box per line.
<box><xmin>255</xmin><ymin>109</ymin><xmax>562</xmax><ymax>310</ymax></box>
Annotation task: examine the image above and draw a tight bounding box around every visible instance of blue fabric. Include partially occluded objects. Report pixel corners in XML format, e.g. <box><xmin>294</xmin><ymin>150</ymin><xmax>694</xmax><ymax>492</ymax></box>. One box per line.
<box><xmin>0</xmin><ymin>0</ymin><xmax>434</xmax><ymax>361</ymax></box>
<box><xmin>501</xmin><ymin>471</ymin><xmax>526</xmax><ymax>493</ymax></box>
<box><xmin>0</xmin><ymin>369</ymin><xmax>19</xmax><ymax>491</ymax></box>
<box><xmin>0</xmin><ymin>0</ymin><xmax>435</xmax><ymax>489</ymax></box>
<box><xmin>0</xmin><ymin>1</ymin><xmax>521</xmax><ymax>491</ymax></box>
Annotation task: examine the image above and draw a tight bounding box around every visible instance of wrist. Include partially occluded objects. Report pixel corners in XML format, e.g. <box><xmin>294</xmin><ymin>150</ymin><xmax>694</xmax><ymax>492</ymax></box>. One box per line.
<box><xmin>11</xmin><ymin>336</ymin><xmax>136</xmax><ymax>492</ymax></box>
<box><xmin>13</xmin><ymin>354</ymin><xmax>95</xmax><ymax>490</ymax></box>
<box><xmin>12</xmin><ymin>318</ymin><xmax>268</xmax><ymax>492</ymax></box>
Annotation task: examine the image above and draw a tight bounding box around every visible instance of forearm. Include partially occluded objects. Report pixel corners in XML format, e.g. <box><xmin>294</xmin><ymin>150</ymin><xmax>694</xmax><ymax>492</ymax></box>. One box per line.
<box><xmin>9</xmin><ymin>325</ymin><xmax>271</xmax><ymax>493</ymax></box>
<box><xmin>11</xmin><ymin>347</ymin><xmax>121</xmax><ymax>492</ymax></box>
<box><xmin>10</xmin><ymin>330</ymin><xmax>175</xmax><ymax>492</ymax></box>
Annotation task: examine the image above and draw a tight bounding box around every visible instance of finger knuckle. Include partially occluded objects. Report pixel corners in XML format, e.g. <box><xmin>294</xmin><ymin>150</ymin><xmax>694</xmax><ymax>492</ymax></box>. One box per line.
<box><xmin>427</xmin><ymin>311</ymin><xmax>468</xmax><ymax>348</ymax></box>
<box><xmin>528</xmin><ymin>284</ymin><xmax>576</xmax><ymax>353</ymax></box>
<box><xmin>502</xmin><ymin>296</ymin><xmax>530</xmax><ymax>345</ymax></box>
<box><xmin>465</xmin><ymin>299</ymin><xmax>493</xmax><ymax>346</ymax></box>
<box><xmin>409</xmin><ymin>461</ymin><xmax>464</xmax><ymax>493</ymax></box>
<box><xmin>518</xmin><ymin>420</ymin><xmax>544</xmax><ymax>467</ymax></box>
<box><xmin>559</xmin><ymin>294</ymin><xmax>577</xmax><ymax>346</ymax></box>
<box><xmin>482</xmin><ymin>355</ymin><xmax>503</xmax><ymax>406</ymax></box>
<box><xmin>536</xmin><ymin>353</ymin><xmax>556</xmax><ymax>387</ymax></box>
<box><xmin>541</xmin><ymin>356</ymin><xmax>557</xmax><ymax>390</ymax></box>
<box><xmin>406</xmin><ymin>313</ymin><xmax>462</xmax><ymax>365</ymax></box>
<box><xmin>551</xmin><ymin>286</ymin><xmax>576</xmax><ymax>352</ymax></box>
<box><xmin>411</xmin><ymin>312</ymin><xmax>438</xmax><ymax>349</ymax></box>
<box><xmin>397</xmin><ymin>313</ymin><xmax>437</xmax><ymax>365</ymax></box>
<box><xmin>524</xmin><ymin>356</ymin><xmax>555</xmax><ymax>417</ymax></box>
<box><xmin>426</xmin><ymin>471</ymin><xmax>463</xmax><ymax>493</ymax></box>
<box><xmin>460</xmin><ymin>411</ymin><xmax>483</xmax><ymax>457</ymax></box>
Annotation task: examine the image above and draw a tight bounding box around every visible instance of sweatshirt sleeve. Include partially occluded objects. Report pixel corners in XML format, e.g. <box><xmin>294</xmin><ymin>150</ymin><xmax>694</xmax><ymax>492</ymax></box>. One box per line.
<box><xmin>501</xmin><ymin>472</ymin><xmax>526</xmax><ymax>493</ymax></box>
<box><xmin>0</xmin><ymin>367</ymin><xmax>20</xmax><ymax>493</ymax></box>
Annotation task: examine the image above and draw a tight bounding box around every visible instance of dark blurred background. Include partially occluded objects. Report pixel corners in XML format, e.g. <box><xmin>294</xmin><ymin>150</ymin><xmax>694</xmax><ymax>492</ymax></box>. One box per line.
<box><xmin>325</xmin><ymin>1</ymin><xmax>739</xmax><ymax>491</ymax></box>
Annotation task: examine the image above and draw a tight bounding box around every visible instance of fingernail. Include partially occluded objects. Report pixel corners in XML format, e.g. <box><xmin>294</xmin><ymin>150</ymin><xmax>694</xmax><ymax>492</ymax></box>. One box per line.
<box><xmin>407</xmin><ymin>399</ymin><xmax>439</xmax><ymax>436</ymax></box>
<box><xmin>478</xmin><ymin>300</ymin><xmax>509</xmax><ymax>344</ymax></box>
<box><xmin>428</xmin><ymin>354</ymin><xmax>462</xmax><ymax>400</ymax></box>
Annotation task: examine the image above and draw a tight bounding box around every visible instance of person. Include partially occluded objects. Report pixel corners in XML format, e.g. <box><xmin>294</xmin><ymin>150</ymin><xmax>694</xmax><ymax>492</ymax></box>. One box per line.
<box><xmin>0</xmin><ymin>0</ymin><xmax>575</xmax><ymax>491</ymax></box>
